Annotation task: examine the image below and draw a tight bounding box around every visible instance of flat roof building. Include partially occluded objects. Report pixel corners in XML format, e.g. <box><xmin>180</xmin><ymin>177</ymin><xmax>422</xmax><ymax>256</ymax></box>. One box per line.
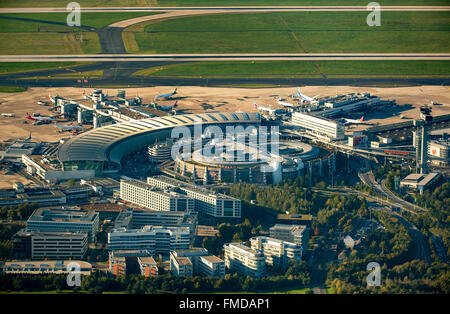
<box><xmin>147</xmin><ymin>176</ymin><xmax>241</xmax><ymax>218</ymax></box>
<box><xmin>170</xmin><ymin>252</ymin><xmax>193</xmax><ymax>277</ymax></box>
<box><xmin>269</xmin><ymin>224</ymin><xmax>309</xmax><ymax>249</ymax></box>
<box><xmin>27</xmin><ymin>208</ymin><xmax>99</xmax><ymax>242</ymax></box>
<box><xmin>400</xmin><ymin>172</ymin><xmax>441</xmax><ymax>194</ymax></box>
<box><xmin>120</xmin><ymin>179</ymin><xmax>195</xmax><ymax>212</ymax></box>
<box><xmin>224</xmin><ymin>242</ymin><xmax>265</xmax><ymax>278</ymax></box>
<box><xmin>250</xmin><ymin>236</ymin><xmax>302</xmax><ymax>268</ymax></box>
<box><xmin>138</xmin><ymin>256</ymin><xmax>159</xmax><ymax>277</ymax></box>
<box><xmin>291</xmin><ymin>112</ymin><xmax>345</xmax><ymax>141</ymax></box>
<box><xmin>108</xmin><ymin>225</ymin><xmax>190</xmax><ymax>255</ymax></box>
<box><xmin>2</xmin><ymin>260</ymin><xmax>92</xmax><ymax>275</ymax></box>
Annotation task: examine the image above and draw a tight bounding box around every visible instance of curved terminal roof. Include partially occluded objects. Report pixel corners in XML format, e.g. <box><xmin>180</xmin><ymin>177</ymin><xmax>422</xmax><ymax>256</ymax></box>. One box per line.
<box><xmin>58</xmin><ymin>112</ymin><xmax>261</xmax><ymax>163</ymax></box>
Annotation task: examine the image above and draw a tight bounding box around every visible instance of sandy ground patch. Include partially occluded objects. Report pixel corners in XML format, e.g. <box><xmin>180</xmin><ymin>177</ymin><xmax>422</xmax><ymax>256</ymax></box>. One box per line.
<box><xmin>0</xmin><ymin>85</ymin><xmax>449</xmax><ymax>143</ymax></box>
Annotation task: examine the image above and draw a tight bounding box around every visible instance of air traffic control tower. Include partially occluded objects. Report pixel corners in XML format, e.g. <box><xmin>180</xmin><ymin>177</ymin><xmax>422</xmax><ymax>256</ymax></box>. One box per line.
<box><xmin>413</xmin><ymin>106</ymin><xmax>433</xmax><ymax>174</ymax></box>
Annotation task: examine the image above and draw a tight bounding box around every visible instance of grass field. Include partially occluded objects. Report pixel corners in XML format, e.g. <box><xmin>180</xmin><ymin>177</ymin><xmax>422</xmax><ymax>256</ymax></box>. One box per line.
<box><xmin>126</xmin><ymin>11</ymin><xmax>450</xmax><ymax>54</ymax></box>
<box><xmin>0</xmin><ymin>62</ymin><xmax>89</xmax><ymax>74</ymax></box>
<box><xmin>0</xmin><ymin>12</ymin><xmax>159</xmax><ymax>55</ymax></box>
<box><xmin>0</xmin><ymin>86</ymin><xmax>27</xmax><ymax>93</ymax></box>
<box><xmin>133</xmin><ymin>61</ymin><xmax>450</xmax><ymax>78</ymax></box>
<box><xmin>0</xmin><ymin>0</ymin><xmax>449</xmax><ymax>7</ymax></box>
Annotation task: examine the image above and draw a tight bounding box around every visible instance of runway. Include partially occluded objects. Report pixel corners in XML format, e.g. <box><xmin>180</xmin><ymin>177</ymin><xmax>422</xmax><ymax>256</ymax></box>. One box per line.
<box><xmin>1</xmin><ymin>6</ymin><xmax>449</xmax><ymax>13</ymax></box>
<box><xmin>1</xmin><ymin>53</ymin><xmax>450</xmax><ymax>62</ymax></box>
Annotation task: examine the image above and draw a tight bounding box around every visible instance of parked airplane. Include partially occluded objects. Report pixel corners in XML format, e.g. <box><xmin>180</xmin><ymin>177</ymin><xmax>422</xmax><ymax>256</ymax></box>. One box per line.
<box><xmin>1</xmin><ymin>113</ymin><xmax>15</xmax><ymax>117</ymax></box>
<box><xmin>275</xmin><ymin>97</ymin><xmax>295</xmax><ymax>108</ymax></box>
<box><xmin>297</xmin><ymin>88</ymin><xmax>319</xmax><ymax>103</ymax></box>
<box><xmin>155</xmin><ymin>88</ymin><xmax>178</xmax><ymax>100</ymax></box>
<box><xmin>158</xmin><ymin>100</ymin><xmax>178</xmax><ymax>111</ymax></box>
<box><xmin>254</xmin><ymin>102</ymin><xmax>278</xmax><ymax>114</ymax></box>
<box><xmin>37</xmin><ymin>100</ymin><xmax>48</xmax><ymax>106</ymax></box>
<box><xmin>343</xmin><ymin>116</ymin><xmax>366</xmax><ymax>125</ymax></box>
<box><xmin>54</xmin><ymin>122</ymin><xmax>82</xmax><ymax>131</ymax></box>
<box><xmin>26</xmin><ymin>113</ymin><xmax>63</xmax><ymax>124</ymax></box>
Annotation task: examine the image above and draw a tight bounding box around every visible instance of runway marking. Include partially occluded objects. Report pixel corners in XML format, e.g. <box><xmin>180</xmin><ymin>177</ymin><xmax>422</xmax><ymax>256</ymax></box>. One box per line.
<box><xmin>1</xmin><ymin>53</ymin><xmax>449</xmax><ymax>62</ymax></box>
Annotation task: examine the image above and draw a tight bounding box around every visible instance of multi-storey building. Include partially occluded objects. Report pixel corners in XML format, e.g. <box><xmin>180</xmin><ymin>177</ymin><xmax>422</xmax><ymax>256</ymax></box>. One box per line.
<box><xmin>250</xmin><ymin>236</ymin><xmax>302</xmax><ymax>267</ymax></box>
<box><xmin>109</xmin><ymin>251</ymin><xmax>126</xmax><ymax>277</ymax></box>
<box><xmin>147</xmin><ymin>176</ymin><xmax>241</xmax><ymax>218</ymax></box>
<box><xmin>198</xmin><ymin>255</ymin><xmax>226</xmax><ymax>278</ymax></box>
<box><xmin>120</xmin><ymin>179</ymin><xmax>194</xmax><ymax>212</ymax></box>
<box><xmin>170</xmin><ymin>252</ymin><xmax>193</xmax><ymax>277</ymax></box>
<box><xmin>224</xmin><ymin>242</ymin><xmax>266</xmax><ymax>278</ymax></box>
<box><xmin>269</xmin><ymin>224</ymin><xmax>309</xmax><ymax>249</ymax></box>
<box><xmin>291</xmin><ymin>112</ymin><xmax>345</xmax><ymax>141</ymax></box>
<box><xmin>108</xmin><ymin>225</ymin><xmax>190</xmax><ymax>255</ymax></box>
<box><xmin>2</xmin><ymin>260</ymin><xmax>92</xmax><ymax>275</ymax></box>
<box><xmin>171</xmin><ymin>248</ymin><xmax>224</xmax><ymax>278</ymax></box>
<box><xmin>27</xmin><ymin>208</ymin><xmax>99</xmax><ymax>242</ymax></box>
<box><xmin>11</xmin><ymin>229</ymin><xmax>88</xmax><ymax>260</ymax></box>
<box><xmin>138</xmin><ymin>256</ymin><xmax>159</xmax><ymax>277</ymax></box>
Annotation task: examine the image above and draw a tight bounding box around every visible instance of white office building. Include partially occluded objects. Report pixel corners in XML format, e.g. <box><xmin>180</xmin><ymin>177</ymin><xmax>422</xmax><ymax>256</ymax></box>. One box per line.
<box><xmin>108</xmin><ymin>225</ymin><xmax>190</xmax><ymax>255</ymax></box>
<box><xmin>120</xmin><ymin>179</ymin><xmax>195</xmax><ymax>212</ymax></box>
<box><xmin>27</xmin><ymin>208</ymin><xmax>99</xmax><ymax>242</ymax></box>
<box><xmin>269</xmin><ymin>224</ymin><xmax>309</xmax><ymax>249</ymax></box>
<box><xmin>147</xmin><ymin>176</ymin><xmax>241</xmax><ymax>218</ymax></box>
<box><xmin>291</xmin><ymin>112</ymin><xmax>345</xmax><ymax>141</ymax></box>
<box><xmin>250</xmin><ymin>236</ymin><xmax>302</xmax><ymax>267</ymax></box>
<box><xmin>224</xmin><ymin>242</ymin><xmax>265</xmax><ymax>278</ymax></box>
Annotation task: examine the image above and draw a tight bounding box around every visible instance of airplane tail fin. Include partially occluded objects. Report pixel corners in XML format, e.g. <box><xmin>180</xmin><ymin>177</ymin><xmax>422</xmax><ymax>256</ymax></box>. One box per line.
<box><xmin>173</xmin><ymin>101</ymin><xmax>178</xmax><ymax>108</ymax></box>
<box><xmin>254</xmin><ymin>102</ymin><xmax>258</xmax><ymax>109</ymax></box>
<box><xmin>174</xmin><ymin>88</ymin><xmax>178</xmax><ymax>94</ymax></box>
<box><xmin>297</xmin><ymin>88</ymin><xmax>302</xmax><ymax>97</ymax></box>
<box><xmin>360</xmin><ymin>116</ymin><xmax>364</xmax><ymax>122</ymax></box>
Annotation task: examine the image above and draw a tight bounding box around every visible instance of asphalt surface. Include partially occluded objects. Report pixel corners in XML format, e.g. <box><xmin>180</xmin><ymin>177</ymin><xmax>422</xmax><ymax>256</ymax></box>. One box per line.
<box><xmin>2</xmin><ymin>53</ymin><xmax>450</xmax><ymax>62</ymax></box>
<box><xmin>1</xmin><ymin>6</ymin><xmax>449</xmax><ymax>13</ymax></box>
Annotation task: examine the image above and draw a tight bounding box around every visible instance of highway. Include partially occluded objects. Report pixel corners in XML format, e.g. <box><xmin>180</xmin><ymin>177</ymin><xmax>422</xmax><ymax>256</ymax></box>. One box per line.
<box><xmin>1</xmin><ymin>53</ymin><xmax>450</xmax><ymax>62</ymax></box>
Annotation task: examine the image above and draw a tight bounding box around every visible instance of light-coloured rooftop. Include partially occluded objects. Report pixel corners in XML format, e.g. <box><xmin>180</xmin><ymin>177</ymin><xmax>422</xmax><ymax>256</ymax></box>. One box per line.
<box><xmin>58</xmin><ymin>112</ymin><xmax>260</xmax><ymax>164</ymax></box>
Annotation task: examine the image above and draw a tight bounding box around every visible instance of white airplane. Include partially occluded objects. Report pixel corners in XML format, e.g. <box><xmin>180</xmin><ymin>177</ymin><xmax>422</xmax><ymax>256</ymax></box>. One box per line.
<box><xmin>155</xmin><ymin>88</ymin><xmax>178</xmax><ymax>100</ymax></box>
<box><xmin>54</xmin><ymin>122</ymin><xmax>82</xmax><ymax>131</ymax></box>
<box><xmin>275</xmin><ymin>97</ymin><xmax>295</xmax><ymax>108</ymax></box>
<box><xmin>158</xmin><ymin>100</ymin><xmax>178</xmax><ymax>111</ymax></box>
<box><xmin>37</xmin><ymin>100</ymin><xmax>48</xmax><ymax>106</ymax></box>
<box><xmin>254</xmin><ymin>102</ymin><xmax>278</xmax><ymax>114</ymax></box>
<box><xmin>343</xmin><ymin>116</ymin><xmax>365</xmax><ymax>125</ymax></box>
<box><xmin>297</xmin><ymin>88</ymin><xmax>319</xmax><ymax>103</ymax></box>
<box><xmin>1</xmin><ymin>113</ymin><xmax>15</xmax><ymax>117</ymax></box>
<box><xmin>26</xmin><ymin>112</ymin><xmax>63</xmax><ymax>124</ymax></box>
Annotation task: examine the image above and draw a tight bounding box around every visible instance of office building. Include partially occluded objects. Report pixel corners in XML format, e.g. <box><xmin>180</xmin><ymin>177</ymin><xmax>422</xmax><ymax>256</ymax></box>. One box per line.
<box><xmin>138</xmin><ymin>256</ymin><xmax>159</xmax><ymax>277</ymax></box>
<box><xmin>31</xmin><ymin>231</ymin><xmax>88</xmax><ymax>260</ymax></box>
<box><xmin>269</xmin><ymin>224</ymin><xmax>309</xmax><ymax>249</ymax></box>
<box><xmin>250</xmin><ymin>236</ymin><xmax>302</xmax><ymax>267</ymax></box>
<box><xmin>147</xmin><ymin>176</ymin><xmax>241</xmax><ymax>218</ymax></box>
<box><xmin>198</xmin><ymin>255</ymin><xmax>226</xmax><ymax>278</ymax></box>
<box><xmin>114</xmin><ymin>208</ymin><xmax>197</xmax><ymax>240</ymax></box>
<box><xmin>170</xmin><ymin>252</ymin><xmax>193</xmax><ymax>277</ymax></box>
<box><xmin>1</xmin><ymin>260</ymin><xmax>92</xmax><ymax>275</ymax></box>
<box><xmin>109</xmin><ymin>251</ymin><xmax>126</xmax><ymax>276</ymax></box>
<box><xmin>291</xmin><ymin>112</ymin><xmax>345</xmax><ymax>141</ymax></box>
<box><xmin>224</xmin><ymin>242</ymin><xmax>266</xmax><ymax>278</ymax></box>
<box><xmin>120</xmin><ymin>179</ymin><xmax>195</xmax><ymax>212</ymax></box>
<box><xmin>108</xmin><ymin>225</ymin><xmax>190</xmax><ymax>255</ymax></box>
<box><xmin>27</xmin><ymin>208</ymin><xmax>99</xmax><ymax>242</ymax></box>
